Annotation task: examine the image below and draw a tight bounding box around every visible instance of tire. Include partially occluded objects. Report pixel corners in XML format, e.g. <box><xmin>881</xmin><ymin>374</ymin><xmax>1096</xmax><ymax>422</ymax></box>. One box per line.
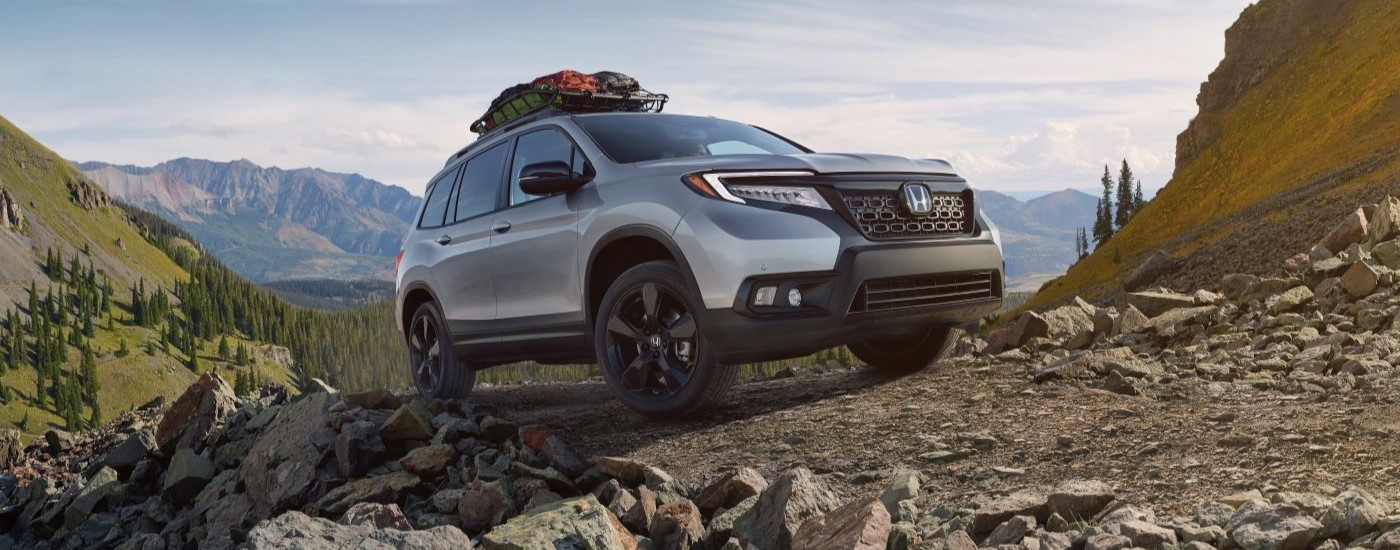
<box><xmin>406</xmin><ymin>301</ymin><xmax>475</xmax><ymax>399</ymax></box>
<box><xmin>848</xmin><ymin>326</ymin><xmax>962</xmax><ymax>375</ymax></box>
<box><xmin>594</xmin><ymin>261</ymin><xmax>736</xmax><ymax>418</ymax></box>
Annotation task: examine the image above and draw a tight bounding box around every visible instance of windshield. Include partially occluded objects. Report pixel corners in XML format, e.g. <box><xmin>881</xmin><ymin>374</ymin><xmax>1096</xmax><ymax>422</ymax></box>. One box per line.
<box><xmin>575</xmin><ymin>114</ymin><xmax>808</xmax><ymax>164</ymax></box>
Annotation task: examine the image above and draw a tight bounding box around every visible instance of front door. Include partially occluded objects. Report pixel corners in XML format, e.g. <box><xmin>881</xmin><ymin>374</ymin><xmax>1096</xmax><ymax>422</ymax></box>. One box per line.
<box><xmin>490</xmin><ymin>128</ymin><xmax>586</xmax><ymax>342</ymax></box>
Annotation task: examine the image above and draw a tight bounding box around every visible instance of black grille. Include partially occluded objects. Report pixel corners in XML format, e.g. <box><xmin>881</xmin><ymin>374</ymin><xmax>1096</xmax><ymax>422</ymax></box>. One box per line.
<box><xmin>851</xmin><ymin>272</ymin><xmax>999</xmax><ymax>313</ymax></box>
<box><xmin>838</xmin><ymin>189</ymin><xmax>973</xmax><ymax>240</ymax></box>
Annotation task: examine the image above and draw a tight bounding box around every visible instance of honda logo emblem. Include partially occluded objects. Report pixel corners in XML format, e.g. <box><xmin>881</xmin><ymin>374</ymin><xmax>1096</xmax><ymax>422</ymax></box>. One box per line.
<box><xmin>901</xmin><ymin>183</ymin><xmax>933</xmax><ymax>216</ymax></box>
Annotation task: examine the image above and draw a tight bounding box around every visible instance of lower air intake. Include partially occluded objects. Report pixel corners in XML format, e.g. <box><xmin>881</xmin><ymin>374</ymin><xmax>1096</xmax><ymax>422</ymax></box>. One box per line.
<box><xmin>851</xmin><ymin>271</ymin><xmax>1000</xmax><ymax>313</ymax></box>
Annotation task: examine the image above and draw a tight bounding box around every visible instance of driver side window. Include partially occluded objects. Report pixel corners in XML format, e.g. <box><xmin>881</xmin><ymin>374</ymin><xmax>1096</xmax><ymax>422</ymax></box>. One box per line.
<box><xmin>509</xmin><ymin>129</ymin><xmax>585</xmax><ymax>206</ymax></box>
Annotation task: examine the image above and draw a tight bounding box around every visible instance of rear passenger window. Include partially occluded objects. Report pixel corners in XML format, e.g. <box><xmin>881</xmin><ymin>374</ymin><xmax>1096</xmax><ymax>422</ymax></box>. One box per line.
<box><xmin>418</xmin><ymin>167</ymin><xmax>460</xmax><ymax>229</ymax></box>
<box><xmin>454</xmin><ymin>143</ymin><xmax>508</xmax><ymax>223</ymax></box>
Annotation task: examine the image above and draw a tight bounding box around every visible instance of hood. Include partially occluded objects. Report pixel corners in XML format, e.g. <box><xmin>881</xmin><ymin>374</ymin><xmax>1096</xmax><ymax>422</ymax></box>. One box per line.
<box><xmin>634</xmin><ymin>153</ymin><xmax>961</xmax><ymax>177</ymax></box>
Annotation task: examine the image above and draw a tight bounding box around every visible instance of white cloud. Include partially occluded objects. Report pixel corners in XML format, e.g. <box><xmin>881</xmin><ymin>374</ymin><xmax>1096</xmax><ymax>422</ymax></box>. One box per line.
<box><xmin>305</xmin><ymin>128</ymin><xmax>433</xmax><ymax>155</ymax></box>
<box><xmin>169</xmin><ymin>118</ymin><xmax>240</xmax><ymax>138</ymax></box>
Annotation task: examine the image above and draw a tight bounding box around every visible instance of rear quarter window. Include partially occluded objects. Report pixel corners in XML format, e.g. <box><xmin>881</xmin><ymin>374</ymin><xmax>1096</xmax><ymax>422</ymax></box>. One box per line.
<box><xmin>418</xmin><ymin>167</ymin><xmax>460</xmax><ymax>229</ymax></box>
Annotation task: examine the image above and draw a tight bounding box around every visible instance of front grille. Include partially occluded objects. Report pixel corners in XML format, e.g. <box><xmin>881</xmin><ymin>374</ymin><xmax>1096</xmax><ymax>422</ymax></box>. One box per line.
<box><xmin>838</xmin><ymin>189</ymin><xmax>974</xmax><ymax>240</ymax></box>
<box><xmin>851</xmin><ymin>271</ymin><xmax>999</xmax><ymax>313</ymax></box>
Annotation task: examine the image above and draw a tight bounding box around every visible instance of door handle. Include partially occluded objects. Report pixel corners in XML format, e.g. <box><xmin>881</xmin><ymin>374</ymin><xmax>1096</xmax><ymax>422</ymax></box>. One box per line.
<box><xmin>435</xmin><ymin>235</ymin><xmax>452</xmax><ymax>245</ymax></box>
<box><xmin>491</xmin><ymin>221</ymin><xmax>512</xmax><ymax>233</ymax></box>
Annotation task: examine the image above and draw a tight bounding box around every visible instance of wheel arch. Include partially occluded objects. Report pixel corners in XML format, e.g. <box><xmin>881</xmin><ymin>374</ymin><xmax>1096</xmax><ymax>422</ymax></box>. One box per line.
<box><xmin>399</xmin><ymin>283</ymin><xmax>442</xmax><ymax>339</ymax></box>
<box><xmin>585</xmin><ymin>225</ymin><xmax>703</xmax><ymax>327</ymax></box>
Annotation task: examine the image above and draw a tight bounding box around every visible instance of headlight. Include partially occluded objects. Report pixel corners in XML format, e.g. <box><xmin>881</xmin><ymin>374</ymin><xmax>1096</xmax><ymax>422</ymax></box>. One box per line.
<box><xmin>726</xmin><ymin>185</ymin><xmax>829</xmax><ymax>210</ymax></box>
<box><xmin>682</xmin><ymin>171</ymin><xmax>830</xmax><ymax>210</ymax></box>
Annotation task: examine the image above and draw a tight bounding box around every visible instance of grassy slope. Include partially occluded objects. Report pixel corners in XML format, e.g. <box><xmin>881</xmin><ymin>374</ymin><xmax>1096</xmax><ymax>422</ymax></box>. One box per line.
<box><xmin>0</xmin><ymin>116</ymin><xmax>293</xmax><ymax>433</ymax></box>
<box><xmin>1026</xmin><ymin>0</ymin><xmax>1400</xmax><ymax>310</ymax></box>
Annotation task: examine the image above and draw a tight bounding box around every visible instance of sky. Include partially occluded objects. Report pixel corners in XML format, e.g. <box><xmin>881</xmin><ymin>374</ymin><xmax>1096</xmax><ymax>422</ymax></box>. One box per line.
<box><xmin>0</xmin><ymin>0</ymin><xmax>1254</xmax><ymax>196</ymax></box>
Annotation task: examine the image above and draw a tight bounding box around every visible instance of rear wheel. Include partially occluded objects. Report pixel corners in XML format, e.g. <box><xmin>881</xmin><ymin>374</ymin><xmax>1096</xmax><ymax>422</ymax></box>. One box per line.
<box><xmin>595</xmin><ymin>261</ymin><xmax>736</xmax><ymax>418</ymax></box>
<box><xmin>407</xmin><ymin>302</ymin><xmax>475</xmax><ymax>399</ymax></box>
<box><xmin>849</xmin><ymin>326</ymin><xmax>961</xmax><ymax>375</ymax></box>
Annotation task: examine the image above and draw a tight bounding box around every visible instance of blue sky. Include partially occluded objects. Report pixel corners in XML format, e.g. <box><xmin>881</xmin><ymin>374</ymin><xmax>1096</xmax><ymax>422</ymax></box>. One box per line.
<box><xmin>0</xmin><ymin>0</ymin><xmax>1253</xmax><ymax>195</ymax></box>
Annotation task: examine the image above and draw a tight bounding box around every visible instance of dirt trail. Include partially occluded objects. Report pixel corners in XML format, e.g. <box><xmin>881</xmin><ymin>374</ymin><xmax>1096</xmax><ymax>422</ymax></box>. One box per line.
<box><xmin>474</xmin><ymin>359</ymin><xmax>1400</xmax><ymax>516</ymax></box>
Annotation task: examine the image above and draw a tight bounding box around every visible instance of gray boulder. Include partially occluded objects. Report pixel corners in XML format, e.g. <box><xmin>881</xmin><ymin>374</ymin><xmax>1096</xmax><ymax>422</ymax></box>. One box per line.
<box><xmin>153</xmin><ymin>371</ymin><xmax>236</xmax><ymax>454</ymax></box>
<box><xmin>1226</xmin><ymin>502</ymin><xmax>1321</xmax><ymax>550</ymax></box>
<box><xmin>791</xmin><ymin>496</ymin><xmax>892</xmax><ymax>550</ymax></box>
<box><xmin>479</xmin><ymin>495</ymin><xmax>635</xmax><ymax>550</ymax></box>
<box><xmin>1318</xmin><ymin>489</ymin><xmax>1388</xmax><ymax>541</ymax></box>
<box><xmin>245</xmin><ymin>511</ymin><xmax>470</xmax><ymax>549</ymax></box>
<box><xmin>105</xmin><ymin>429</ymin><xmax>155</xmax><ymax>472</ymax></box>
<box><xmin>313</xmin><ymin>471</ymin><xmax>419</xmax><ymax>518</ymax></box>
<box><xmin>732</xmin><ymin>467</ymin><xmax>842</xmax><ymax>550</ymax></box>
<box><xmin>1320</xmin><ymin>208</ymin><xmax>1368</xmax><ymax>254</ymax></box>
<box><xmin>335</xmin><ymin>420</ymin><xmax>385</xmax><ymax>478</ymax></box>
<box><xmin>162</xmin><ymin>448</ymin><xmax>215</xmax><ymax>505</ymax></box>
<box><xmin>695</xmin><ymin>467</ymin><xmax>769</xmax><ymax>515</ymax></box>
<box><xmin>239</xmin><ymin>390</ymin><xmax>335</xmax><ymax>516</ymax></box>
<box><xmin>1126</xmin><ymin>291</ymin><xmax>1197</xmax><ymax>317</ymax></box>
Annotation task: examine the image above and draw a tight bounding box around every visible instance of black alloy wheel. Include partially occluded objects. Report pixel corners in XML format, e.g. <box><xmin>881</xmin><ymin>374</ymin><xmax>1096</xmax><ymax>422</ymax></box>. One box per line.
<box><xmin>409</xmin><ymin>312</ymin><xmax>443</xmax><ymax>395</ymax></box>
<box><xmin>604</xmin><ymin>282</ymin><xmax>698</xmax><ymax>399</ymax></box>
<box><xmin>594</xmin><ymin>261</ymin><xmax>736</xmax><ymax>417</ymax></box>
<box><xmin>407</xmin><ymin>301</ymin><xmax>474</xmax><ymax>399</ymax></box>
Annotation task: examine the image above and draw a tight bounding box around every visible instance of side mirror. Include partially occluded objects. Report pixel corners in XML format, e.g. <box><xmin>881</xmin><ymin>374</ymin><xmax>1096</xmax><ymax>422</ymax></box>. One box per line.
<box><xmin>519</xmin><ymin>161</ymin><xmax>591</xmax><ymax>196</ymax></box>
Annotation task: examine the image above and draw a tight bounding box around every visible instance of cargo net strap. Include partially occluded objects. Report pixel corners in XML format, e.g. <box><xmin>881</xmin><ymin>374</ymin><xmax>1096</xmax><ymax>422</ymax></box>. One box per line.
<box><xmin>470</xmin><ymin>87</ymin><xmax>668</xmax><ymax>135</ymax></box>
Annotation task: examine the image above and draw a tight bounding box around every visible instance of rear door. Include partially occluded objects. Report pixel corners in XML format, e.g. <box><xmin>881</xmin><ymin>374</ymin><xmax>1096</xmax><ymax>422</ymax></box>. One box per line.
<box><xmin>435</xmin><ymin>142</ymin><xmax>509</xmax><ymax>340</ymax></box>
<box><xmin>490</xmin><ymin>127</ymin><xmax>587</xmax><ymax>342</ymax></box>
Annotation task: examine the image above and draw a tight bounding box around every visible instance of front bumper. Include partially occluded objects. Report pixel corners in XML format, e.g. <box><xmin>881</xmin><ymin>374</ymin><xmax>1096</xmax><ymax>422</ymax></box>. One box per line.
<box><xmin>673</xmin><ymin>173</ymin><xmax>1005</xmax><ymax>364</ymax></box>
<box><xmin>701</xmin><ymin>238</ymin><xmax>1004</xmax><ymax>364</ymax></box>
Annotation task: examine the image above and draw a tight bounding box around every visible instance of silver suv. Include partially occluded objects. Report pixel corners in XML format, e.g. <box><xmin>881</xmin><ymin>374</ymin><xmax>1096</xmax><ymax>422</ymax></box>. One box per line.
<box><xmin>396</xmin><ymin>111</ymin><xmax>1005</xmax><ymax>417</ymax></box>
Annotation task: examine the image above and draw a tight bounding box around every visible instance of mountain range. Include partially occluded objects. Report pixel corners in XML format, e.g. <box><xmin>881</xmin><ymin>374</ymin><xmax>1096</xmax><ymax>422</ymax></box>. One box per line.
<box><xmin>978</xmin><ymin>189</ymin><xmax>1098</xmax><ymax>292</ymax></box>
<box><xmin>1026</xmin><ymin>0</ymin><xmax>1400</xmax><ymax>310</ymax></box>
<box><xmin>0</xmin><ymin>115</ymin><xmax>401</xmax><ymax>434</ymax></box>
<box><xmin>78</xmin><ymin>159</ymin><xmax>419</xmax><ymax>282</ymax></box>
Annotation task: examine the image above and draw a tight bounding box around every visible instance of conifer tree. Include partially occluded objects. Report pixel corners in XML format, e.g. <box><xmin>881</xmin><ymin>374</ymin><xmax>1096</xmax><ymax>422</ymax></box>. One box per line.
<box><xmin>236</xmin><ymin>343</ymin><xmax>249</xmax><ymax>366</ymax></box>
<box><xmin>218</xmin><ymin>336</ymin><xmax>230</xmax><ymax>361</ymax></box>
<box><xmin>116</xmin><ymin>339</ymin><xmax>130</xmax><ymax>358</ymax></box>
<box><xmin>1115</xmin><ymin>160</ymin><xmax>1135</xmax><ymax>230</ymax></box>
<box><xmin>1134</xmin><ymin>180</ymin><xmax>1146</xmax><ymax>213</ymax></box>
<box><xmin>80</xmin><ymin>345</ymin><xmax>99</xmax><ymax>402</ymax></box>
<box><xmin>1092</xmin><ymin>165</ymin><xmax>1115</xmax><ymax>247</ymax></box>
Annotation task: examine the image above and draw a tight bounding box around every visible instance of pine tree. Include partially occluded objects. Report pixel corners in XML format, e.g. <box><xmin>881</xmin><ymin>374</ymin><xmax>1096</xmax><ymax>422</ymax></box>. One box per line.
<box><xmin>218</xmin><ymin>336</ymin><xmax>230</xmax><ymax>361</ymax></box>
<box><xmin>1114</xmin><ymin>160</ymin><xmax>1135</xmax><ymax>230</ymax></box>
<box><xmin>82</xmin><ymin>309</ymin><xmax>94</xmax><ymax>338</ymax></box>
<box><xmin>1092</xmin><ymin>165</ymin><xmax>1115</xmax><ymax>247</ymax></box>
<box><xmin>1134</xmin><ymin>180</ymin><xmax>1146</xmax><ymax>213</ymax></box>
<box><xmin>116</xmin><ymin>339</ymin><xmax>130</xmax><ymax>358</ymax></box>
<box><xmin>27</xmin><ymin>283</ymin><xmax>39</xmax><ymax>333</ymax></box>
<box><xmin>80</xmin><ymin>345</ymin><xmax>99</xmax><ymax>401</ymax></box>
<box><xmin>236</xmin><ymin>343</ymin><xmax>249</xmax><ymax>366</ymax></box>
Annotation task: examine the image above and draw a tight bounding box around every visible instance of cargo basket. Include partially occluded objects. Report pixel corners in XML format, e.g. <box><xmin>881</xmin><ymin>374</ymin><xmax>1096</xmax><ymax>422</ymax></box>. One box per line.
<box><xmin>470</xmin><ymin>87</ymin><xmax>668</xmax><ymax>135</ymax></box>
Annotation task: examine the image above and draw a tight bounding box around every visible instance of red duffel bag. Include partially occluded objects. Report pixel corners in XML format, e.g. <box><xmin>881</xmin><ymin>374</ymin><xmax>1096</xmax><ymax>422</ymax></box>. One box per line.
<box><xmin>530</xmin><ymin>70</ymin><xmax>600</xmax><ymax>93</ymax></box>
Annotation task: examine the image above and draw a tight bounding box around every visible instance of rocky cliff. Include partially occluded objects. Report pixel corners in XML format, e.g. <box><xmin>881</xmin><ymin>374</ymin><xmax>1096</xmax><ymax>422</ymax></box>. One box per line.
<box><xmin>1028</xmin><ymin>0</ymin><xmax>1400</xmax><ymax>309</ymax></box>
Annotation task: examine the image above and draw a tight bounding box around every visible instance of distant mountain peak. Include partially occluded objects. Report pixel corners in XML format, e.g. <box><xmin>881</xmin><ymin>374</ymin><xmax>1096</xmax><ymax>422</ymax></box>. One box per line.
<box><xmin>81</xmin><ymin>157</ymin><xmax>420</xmax><ymax>282</ymax></box>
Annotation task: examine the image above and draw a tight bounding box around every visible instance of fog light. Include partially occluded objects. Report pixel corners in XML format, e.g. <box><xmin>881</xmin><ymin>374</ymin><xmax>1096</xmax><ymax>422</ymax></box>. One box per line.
<box><xmin>787</xmin><ymin>288</ymin><xmax>803</xmax><ymax>307</ymax></box>
<box><xmin>754</xmin><ymin>286</ymin><xmax>777</xmax><ymax>306</ymax></box>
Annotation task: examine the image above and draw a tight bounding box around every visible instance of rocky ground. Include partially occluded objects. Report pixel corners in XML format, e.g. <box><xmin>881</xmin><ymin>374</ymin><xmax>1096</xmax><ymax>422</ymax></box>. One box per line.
<box><xmin>5</xmin><ymin>199</ymin><xmax>1400</xmax><ymax>549</ymax></box>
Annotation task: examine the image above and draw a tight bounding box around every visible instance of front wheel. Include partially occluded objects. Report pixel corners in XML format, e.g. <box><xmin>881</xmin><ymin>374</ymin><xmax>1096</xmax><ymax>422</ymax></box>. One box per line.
<box><xmin>849</xmin><ymin>326</ymin><xmax>962</xmax><ymax>375</ymax></box>
<box><xmin>407</xmin><ymin>302</ymin><xmax>475</xmax><ymax>399</ymax></box>
<box><xmin>594</xmin><ymin>261</ymin><xmax>736</xmax><ymax>418</ymax></box>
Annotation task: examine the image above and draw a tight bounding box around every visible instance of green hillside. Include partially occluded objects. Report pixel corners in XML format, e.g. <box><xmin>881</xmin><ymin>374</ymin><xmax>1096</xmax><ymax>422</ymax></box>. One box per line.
<box><xmin>1027</xmin><ymin>0</ymin><xmax>1400</xmax><ymax>310</ymax></box>
<box><xmin>0</xmin><ymin>115</ymin><xmax>400</xmax><ymax>435</ymax></box>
